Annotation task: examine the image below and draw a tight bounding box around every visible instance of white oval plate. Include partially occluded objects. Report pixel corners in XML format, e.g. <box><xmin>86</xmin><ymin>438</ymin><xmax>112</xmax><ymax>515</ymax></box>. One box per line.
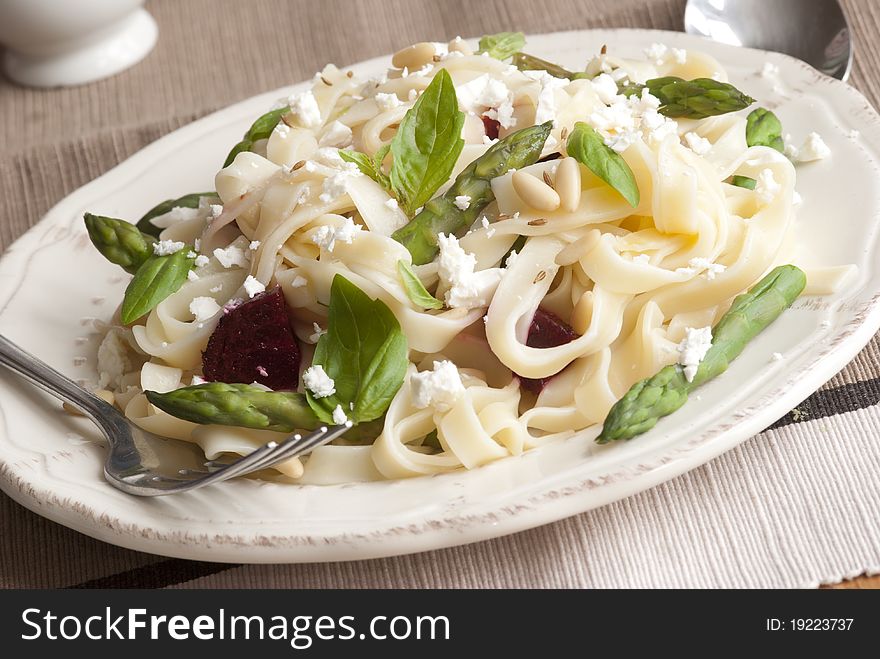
<box><xmin>2</xmin><ymin>29</ymin><xmax>879</xmax><ymax>563</ymax></box>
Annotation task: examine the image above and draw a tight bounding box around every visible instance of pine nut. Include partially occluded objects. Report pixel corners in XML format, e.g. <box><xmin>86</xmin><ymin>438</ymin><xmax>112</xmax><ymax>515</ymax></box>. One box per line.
<box><xmin>555</xmin><ymin>157</ymin><xmax>582</xmax><ymax>212</ymax></box>
<box><xmin>63</xmin><ymin>389</ymin><xmax>115</xmax><ymax>416</ymax></box>
<box><xmin>392</xmin><ymin>42</ymin><xmax>437</xmax><ymax>70</ymax></box>
<box><xmin>448</xmin><ymin>37</ymin><xmax>472</xmax><ymax>56</ymax></box>
<box><xmin>512</xmin><ymin>170</ymin><xmax>560</xmax><ymax>212</ymax></box>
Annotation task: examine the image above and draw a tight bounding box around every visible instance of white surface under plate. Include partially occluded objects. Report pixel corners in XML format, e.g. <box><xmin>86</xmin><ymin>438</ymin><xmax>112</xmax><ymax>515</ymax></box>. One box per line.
<box><xmin>1</xmin><ymin>29</ymin><xmax>879</xmax><ymax>563</ymax></box>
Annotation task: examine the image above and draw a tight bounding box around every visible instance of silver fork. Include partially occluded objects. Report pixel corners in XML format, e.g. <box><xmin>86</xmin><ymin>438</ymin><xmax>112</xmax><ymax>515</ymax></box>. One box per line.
<box><xmin>0</xmin><ymin>334</ymin><xmax>349</xmax><ymax>496</ymax></box>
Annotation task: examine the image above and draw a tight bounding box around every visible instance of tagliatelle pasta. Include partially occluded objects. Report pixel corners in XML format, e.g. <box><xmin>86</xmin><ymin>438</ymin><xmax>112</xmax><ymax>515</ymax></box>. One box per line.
<box><xmin>87</xmin><ymin>34</ymin><xmax>853</xmax><ymax>484</ymax></box>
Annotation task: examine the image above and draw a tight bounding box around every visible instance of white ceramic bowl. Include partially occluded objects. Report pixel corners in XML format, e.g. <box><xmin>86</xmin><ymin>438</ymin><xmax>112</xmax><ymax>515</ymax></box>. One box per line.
<box><xmin>0</xmin><ymin>0</ymin><xmax>157</xmax><ymax>87</ymax></box>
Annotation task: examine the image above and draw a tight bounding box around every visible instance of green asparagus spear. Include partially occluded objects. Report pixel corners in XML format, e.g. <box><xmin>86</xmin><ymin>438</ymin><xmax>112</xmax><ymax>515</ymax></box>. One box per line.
<box><xmin>136</xmin><ymin>191</ymin><xmax>219</xmax><ymax>237</ymax></box>
<box><xmin>145</xmin><ymin>383</ymin><xmax>381</xmax><ymax>440</ymax></box>
<box><xmin>511</xmin><ymin>52</ymin><xmax>590</xmax><ymax>80</ymax></box>
<box><xmin>83</xmin><ymin>213</ymin><xmax>156</xmax><ymax>275</ymax></box>
<box><xmin>392</xmin><ymin>121</ymin><xmax>552</xmax><ymax>265</ymax></box>
<box><xmin>620</xmin><ymin>77</ymin><xmax>755</xmax><ymax>119</ymax></box>
<box><xmin>745</xmin><ymin>107</ymin><xmax>784</xmax><ymax>152</ymax></box>
<box><xmin>597</xmin><ymin>265</ymin><xmax>806</xmax><ymax>443</ymax></box>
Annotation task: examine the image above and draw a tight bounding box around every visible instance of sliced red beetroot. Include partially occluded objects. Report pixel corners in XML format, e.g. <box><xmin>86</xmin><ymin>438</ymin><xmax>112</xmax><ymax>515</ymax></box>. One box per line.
<box><xmin>481</xmin><ymin>115</ymin><xmax>500</xmax><ymax>141</ymax></box>
<box><xmin>518</xmin><ymin>307</ymin><xmax>580</xmax><ymax>394</ymax></box>
<box><xmin>202</xmin><ymin>286</ymin><xmax>300</xmax><ymax>390</ymax></box>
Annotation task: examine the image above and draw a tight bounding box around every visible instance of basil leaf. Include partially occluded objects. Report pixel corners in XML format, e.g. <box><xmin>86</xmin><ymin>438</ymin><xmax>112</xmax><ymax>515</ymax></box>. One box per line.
<box><xmin>397</xmin><ymin>260</ymin><xmax>443</xmax><ymax>309</ymax></box>
<box><xmin>136</xmin><ymin>192</ymin><xmax>219</xmax><ymax>237</ymax></box>
<box><xmin>339</xmin><ymin>149</ymin><xmax>391</xmax><ymax>189</ymax></box>
<box><xmin>512</xmin><ymin>52</ymin><xmax>589</xmax><ymax>80</ymax></box>
<box><xmin>730</xmin><ymin>175</ymin><xmax>757</xmax><ymax>190</ymax></box>
<box><xmin>120</xmin><ymin>249</ymin><xmax>195</xmax><ymax>324</ymax></box>
<box><xmin>84</xmin><ymin>213</ymin><xmax>155</xmax><ymax>275</ymax></box>
<box><xmin>478</xmin><ymin>32</ymin><xmax>526</xmax><ymax>60</ymax></box>
<box><xmin>223</xmin><ymin>106</ymin><xmax>289</xmax><ymax>167</ymax></box>
<box><xmin>566</xmin><ymin>122</ymin><xmax>640</xmax><ymax>207</ymax></box>
<box><xmin>390</xmin><ymin>68</ymin><xmax>465</xmax><ymax>216</ymax></box>
<box><xmin>307</xmin><ymin>274</ymin><xmax>408</xmax><ymax>424</ymax></box>
<box><xmin>745</xmin><ymin>107</ymin><xmax>784</xmax><ymax>153</ymax></box>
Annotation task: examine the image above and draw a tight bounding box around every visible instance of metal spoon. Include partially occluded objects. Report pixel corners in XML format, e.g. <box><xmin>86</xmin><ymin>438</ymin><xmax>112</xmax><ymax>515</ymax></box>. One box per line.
<box><xmin>684</xmin><ymin>0</ymin><xmax>853</xmax><ymax>80</ymax></box>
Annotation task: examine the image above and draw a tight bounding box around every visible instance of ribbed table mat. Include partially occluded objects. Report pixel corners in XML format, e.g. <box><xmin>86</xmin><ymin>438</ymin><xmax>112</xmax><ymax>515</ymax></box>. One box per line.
<box><xmin>1</xmin><ymin>0</ymin><xmax>879</xmax><ymax>588</ymax></box>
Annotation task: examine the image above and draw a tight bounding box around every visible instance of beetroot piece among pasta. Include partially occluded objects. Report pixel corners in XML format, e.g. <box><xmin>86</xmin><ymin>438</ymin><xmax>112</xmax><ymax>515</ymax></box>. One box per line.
<box><xmin>518</xmin><ymin>307</ymin><xmax>580</xmax><ymax>393</ymax></box>
<box><xmin>202</xmin><ymin>286</ymin><xmax>301</xmax><ymax>390</ymax></box>
<box><xmin>481</xmin><ymin>115</ymin><xmax>501</xmax><ymax>141</ymax></box>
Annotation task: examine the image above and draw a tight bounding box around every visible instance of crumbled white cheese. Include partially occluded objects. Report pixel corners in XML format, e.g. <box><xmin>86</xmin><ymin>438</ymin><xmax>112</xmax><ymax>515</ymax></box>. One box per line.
<box><xmin>189</xmin><ymin>296</ymin><xmax>220</xmax><ymax>322</ymax></box>
<box><xmin>332</xmin><ymin>404</ymin><xmax>348</xmax><ymax>425</ymax></box>
<box><xmin>481</xmin><ymin>216</ymin><xmax>495</xmax><ymax>238</ymax></box>
<box><xmin>410</xmin><ymin>360</ymin><xmax>466</xmax><ymax>413</ymax></box>
<box><xmin>456</xmin><ymin>74</ymin><xmax>516</xmax><ymax>129</ymax></box>
<box><xmin>309</xmin><ymin>322</ymin><xmax>327</xmax><ymax>344</ymax></box>
<box><xmin>505</xmin><ymin>250</ymin><xmax>519</xmax><ymax>268</ymax></box>
<box><xmin>771</xmin><ymin>352</ymin><xmax>784</xmax><ymax>362</ymax></box>
<box><xmin>755</xmin><ymin>169</ymin><xmax>780</xmax><ymax>202</ymax></box>
<box><xmin>319</xmin><ymin>120</ymin><xmax>353</xmax><ymax>148</ymax></box>
<box><xmin>684</xmin><ymin>132</ymin><xmax>712</xmax><ymax>155</ymax></box>
<box><xmin>303</xmin><ymin>364</ymin><xmax>336</xmax><ymax>398</ymax></box>
<box><xmin>589</xmin><ymin>85</ymin><xmax>676</xmax><ymax>152</ymax></box>
<box><xmin>761</xmin><ymin>62</ymin><xmax>780</xmax><ymax>78</ymax></box>
<box><xmin>522</xmin><ymin>70</ymin><xmax>569</xmax><ymax>126</ymax></box>
<box><xmin>273</xmin><ymin>122</ymin><xmax>291</xmax><ymax>138</ymax></box>
<box><xmin>384</xmin><ymin>198</ymin><xmax>399</xmax><ymax>210</ymax></box>
<box><xmin>249</xmin><ymin>241</ymin><xmax>261</xmax><ymax>251</ymax></box>
<box><xmin>676</xmin><ymin>256</ymin><xmax>727</xmax><ymax>280</ymax></box>
<box><xmin>288</xmin><ymin>90</ymin><xmax>322</xmax><ymax>128</ymax></box>
<box><xmin>408</xmin><ymin>88</ymin><xmax>419</xmax><ymax>102</ymax></box>
<box><xmin>671</xmin><ymin>48</ymin><xmax>687</xmax><ymax>64</ymax></box>
<box><xmin>312</xmin><ymin>216</ymin><xmax>362</xmax><ymax>252</ymax></box>
<box><xmin>213</xmin><ymin>245</ymin><xmax>250</xmax><ymax>268</ymax></box>
<box><xmin>96</xmin><ymin>328</ymin><xmax>132</xmax><ymax>389</ymax></box>
<box><xmin>209</xmin><ymin>204</ymin><xmax>224</xmax><ymax>221</ymax></box>
<box><xmin>209</xmin><ymin>284</ymin><xmax>223</xmax><ymax>293</ymax></box>
<box><xmin>290</xmin><ymin>275</ymin><xmax>308</xmax><ymax>288</ymax></box>
<box><xmin>590</xmin><ymin>73</ymin><xmax>619</xmax><ymax>105</ymax></box>
<box><xmin>194</xmin><ymin>255</ymin><xmax>210</xmax><ymax>268</ymax></box>
<box><xmin>153</xmin><ymin>240</ymin><xmax>185</xmax><ymax>256</ymax></box>
<box><xmin>454</xmin><ymin>195</ymin><xmax>471</xmax><ymax>210</ymax></box>
<box><xmin>431</xmin><ymin>42</ymin><xmax>449</xmax><ymax>59</ymax></box>
<box><xmin>795</xmin><ymin>132</ymin><xmax>831</xmax><ymax>162</ymax></box>
<box><xmin>436</xmin><ymin>233</ymin><xmax>501</xmax><ymax>309</ymax></box>
<box><xmin>187</xmin><ymin>270</ymin><xmax>199</xmax><ymax>282</ymax></box>
<box><xmin>482</xmin><ymin>135</ymin><xmax>498</xmax><ymax>145</ymax></box>
<box><xmin>243</xmin><ymin>275</ymin><xmax>265</xmax><ymax>298</ymax></box>
<box><xmin>375</xmin><ymin>92</ymin><xmax>402</xmax><ymax>111</ymax></box>
<box><xmin>319</xmin><ymin>161</ymin><xmax>362</xmax><ymax>203</ymax></box>
<box><xmin>644</xmin><ymin>42</ymin><xmax>669</xmax><ymax>65</ymax></box>
<box><xmin>678</xmin><ymin>326</ymin><xmax>713</xmax><ymax>382</ymax></box>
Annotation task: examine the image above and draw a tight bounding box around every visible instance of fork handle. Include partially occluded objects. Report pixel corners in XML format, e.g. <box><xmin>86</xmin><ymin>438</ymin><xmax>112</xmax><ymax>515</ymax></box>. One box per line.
<box><xmin>0</xmin><ymin>333</ymin><xmax>115</xmax><ymax>421</ymax></box>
